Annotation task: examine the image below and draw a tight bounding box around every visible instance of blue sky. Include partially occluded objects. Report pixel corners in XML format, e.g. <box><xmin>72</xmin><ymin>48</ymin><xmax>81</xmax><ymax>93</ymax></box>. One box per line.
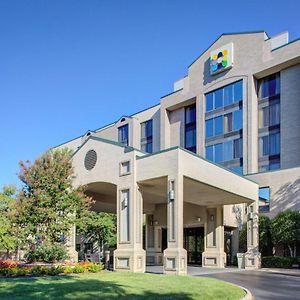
<box><xmin>0</xmin><ymin>0</ymin><xmax>299</xmax><ymax>188</ymax></box>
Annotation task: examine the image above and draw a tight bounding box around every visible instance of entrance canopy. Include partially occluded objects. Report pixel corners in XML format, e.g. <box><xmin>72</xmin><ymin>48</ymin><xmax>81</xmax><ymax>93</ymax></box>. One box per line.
<box><xmin>137</xmin><ymin>147</ymin><xmax>258</xmax><ymax>206</ymax></box>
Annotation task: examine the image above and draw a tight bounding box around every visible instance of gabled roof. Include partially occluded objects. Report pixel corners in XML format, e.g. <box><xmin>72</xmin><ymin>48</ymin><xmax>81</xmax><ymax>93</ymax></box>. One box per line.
<box><xmin>188</xmin><ymin>30</ymin><xmax>268</xmax><ymax>68</ymax></box>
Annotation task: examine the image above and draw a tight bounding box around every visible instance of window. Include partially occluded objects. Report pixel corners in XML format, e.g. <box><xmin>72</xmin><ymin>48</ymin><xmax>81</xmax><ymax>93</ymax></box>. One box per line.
<box><xmin>258</xmin><ymin>73</ymin><xmax>280</xmax><ymax>99</ymax></box>
<box><xmin>120</xmin><ymin>161</ymin><xmax>130</xmax><ymax>176</ymax></box>
<box><xmin>214</xmin><ymin>143</ymin><xmax>223</xmax><ymax>163</ymax></box>
<box><xmin>233</xmin><ymin>138</ymin><xmax>243</xmax><ymax>158</ymax></box>
<box><xmin>224</xmin><ymin>113</ymin><xmax>233</xmax><ymax>133</ymax></box>
<box><xmin>258</xmin><ymin>73</ymin><xmax>281</xmax><ymax>172</ymax></box>
<box><xmin>259</xmin><ymin>102</ymin><xmax>280</xmax><ymax>128</ymax></box>
<box><xmin>223</xmin><ymin>140</ymin><xmax>233</xmax><ymax>161</ymax></box>
<box><xmin>233</xmin><ymin>109</ymin><xmax>243</xmax><ymax>131</ymax></box>
<box><xmin>233</xmin><ymin>80</ymin><xmax>243</xmax><ymax>102</ymax></box>
<box><xmin>259</xmin><ymin>187</ymin><xmax>270</xmax><ymax>213</ymax></box>
<box><xmin>214</xmin><ymin>116</ymin><xmax>223</xmax><ymax>136</ymax></box>
<box><xmin>259</xmin><ymin>133</ymin><xmax>280</xmax><ymax>157</ymax></box>
<box><xmin>185</xmin><ymin>104</ymin><xmax>196</xmax><ymax>153</ymax></box>
<box><xmin>205</xmin><ymin>80</ymin><xmax>243</xmax><ymax>112</ymax></box>
<box><xmin>205</xmin><ymin>119</ymin><xmax>213</xmax><ymax>138</ymax></box>
<box><xmin>118</xmin><ymin>124</ymin><xmax>129</xmax><ymax>146</ymax></box>
<box><xmin>141</xmin><ymin>120</ymin><xmax>153</xmax><ymax>153</ymax></box>
<box><xmin>206</xmin><ymin>145</ymin><xmax>214</xmax><ymax>161</ymax></box>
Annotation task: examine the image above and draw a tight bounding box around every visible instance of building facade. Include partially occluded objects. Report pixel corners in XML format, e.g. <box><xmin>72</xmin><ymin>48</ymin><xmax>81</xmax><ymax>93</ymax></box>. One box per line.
<box><xmin>56</xmin><ymin>31</ymin><xmax>300</xmax><ymax>274</ymax></box>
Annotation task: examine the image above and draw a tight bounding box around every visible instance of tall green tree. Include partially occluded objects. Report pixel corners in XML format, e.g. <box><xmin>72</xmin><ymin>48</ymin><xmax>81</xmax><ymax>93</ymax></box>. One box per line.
<box><xmin>259</xmin><ymin>215</ymin><xmax>273</xmax><ymax>256</ymax></box>
<box><xmin>79</xmin><ymin>212</ymin><xmax>117</xmax><ymax>249</ymax></box>
<box><xmin>0</xmin><ymin>185</ymin><xmax>17</xmax><ymax>251</ymax></box>
<box><xmin>15</xmin><ymin>148</ymin><xmax>93</xmax><ymax>247</ymax></box>
<box><xmin>270</xmin><ymin>210</ymin><xmax>300</xmax><ymax>257</ymax></box>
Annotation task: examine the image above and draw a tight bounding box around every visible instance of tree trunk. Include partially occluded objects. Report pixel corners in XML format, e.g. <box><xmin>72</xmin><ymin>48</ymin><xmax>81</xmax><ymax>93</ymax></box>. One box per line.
<box><xmin>288</xmin><ymin>244</ymin><xmax>293</xmax><ymax>257</ymax></box>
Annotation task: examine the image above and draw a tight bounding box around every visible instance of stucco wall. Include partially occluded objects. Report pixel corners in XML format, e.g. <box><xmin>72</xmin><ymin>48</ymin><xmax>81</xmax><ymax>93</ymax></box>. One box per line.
<box><xmin>247</xmin><ymin>167</ymin><xmax>300</xmax><ymax>218</ymax></box>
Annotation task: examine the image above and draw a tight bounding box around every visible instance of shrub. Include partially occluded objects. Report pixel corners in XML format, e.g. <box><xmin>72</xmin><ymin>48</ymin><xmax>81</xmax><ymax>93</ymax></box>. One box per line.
<box><xmin>25</xmin><ymin>244</ymin><xmax>68</xmax><ymax>263</ymax></box>
<box><xmin>72</xmin><ymin>265</ymin><xmax>85</xmax><ymax>273</ymax></box>
<box><xmin>87</xmin><ymin>263</ymin><xmax>103</xmax><ymax>273</ymax></box>
<box><xmin>47</xmin><ymin>266</ymin><xmax>64</xmax><ymax>276</ymax></box>
<box><xmin>16</xmin><ymin>267</ymin><xmax>31</xmax><ymax>276</ymax></box>
<box><xmin>262</xmin><ymin>256</ymin><xmax>300</xmax><ymax>268</ymax></box>
<box><xmin>63</xmin><ymin>265</ymin><xmax>74</xmax><ymax>274</ymax></box>
<box><xmin>0</xmin><ymin>260</ymin><xmax>20</xmax><ymax>268</ymax></box>
<box><xmin>7</xmin><ymin>267</ymin><xmax>19</xmax><ymax>277</ymax></box>
<box><xmin>31</xmin><ymin>265</ymin><xmax>48</xmax><ymax>276</ymax></box>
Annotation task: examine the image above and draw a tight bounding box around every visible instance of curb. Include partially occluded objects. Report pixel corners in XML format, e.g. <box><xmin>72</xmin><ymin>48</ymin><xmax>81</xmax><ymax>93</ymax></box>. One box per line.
<box><xmin>239</xmin><ymin>285</ymin><xmax>253</xmax><ymax>300</ymax></box>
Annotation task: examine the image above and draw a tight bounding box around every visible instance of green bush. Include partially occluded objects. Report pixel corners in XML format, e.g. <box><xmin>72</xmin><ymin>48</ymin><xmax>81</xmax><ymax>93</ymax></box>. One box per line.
<box><xmin>47</xmin><ymin>266</ymin><xmax>64</xmax><ymax>276</ymax></box>
<box><xmin>16</xmin><ymin>267</ymin><xmax>30</xmax><ymax>276</ymax></box>
<box><xmin>63</xmin><ymin>265</ymin><xmax>73</xmax><ymax>274</ymax></box>
<box><xmin>7</xmin><ymin>267</ymin><xmax>19</xmax><ymax>277</ymax></box>
<box><xmin>262</xmin><ymin>256</ymin><xmax>300</xmax><ymax>268</ymax></box>
<box><xmin>25</xmin><ymin>244</ymin><xmax>68</xmax><ymax>263</ymax></box>
<box><xmin>31</xmin><ymin>266</ymin><xmax>48</xmax><ymax>276</ymax></box>
<box><xmin>87</xmin><ymin>263</ymin><xmax>103</xmax><ymax>273</ymax></box>
<box><xmin>72</xmin><ymin>265</ymin><xmax>85</xmax><ymax>273</ymax></box>
<box><xmin>0</xmin><ymin>268</ymin><xmax>8</xmax><ymax>276</ymax></box>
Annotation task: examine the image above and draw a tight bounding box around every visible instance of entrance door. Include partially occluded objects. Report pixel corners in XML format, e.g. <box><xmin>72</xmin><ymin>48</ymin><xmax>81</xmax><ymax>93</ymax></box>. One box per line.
<box><xmin>184</xmin><ymin>227</ymin><xmax>204</xmax><ymax>265</ymax></box>
<box><xmin>224</xmin><ymin>228</ymin><xmax>233</xmax><ymax>266</ymax></box>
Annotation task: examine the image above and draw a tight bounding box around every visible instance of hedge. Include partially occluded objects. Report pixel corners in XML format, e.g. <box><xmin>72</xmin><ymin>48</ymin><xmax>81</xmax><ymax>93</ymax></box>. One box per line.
<box><xmin>0</xmin><ymin>261</ymin><xmax>104</xmax><ymax>277</ymax></box>
<box><xmin>262</xmin><ymin>256</ymin><xmax>300</xmax><ymax>268</ymax></box>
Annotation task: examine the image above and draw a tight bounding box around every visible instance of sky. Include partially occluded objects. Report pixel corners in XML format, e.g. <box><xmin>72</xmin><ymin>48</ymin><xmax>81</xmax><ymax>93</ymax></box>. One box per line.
<box><xmin>0</xmin><ymin>0</ymin><xmax>299</xmax><ymax>188</ymax></box>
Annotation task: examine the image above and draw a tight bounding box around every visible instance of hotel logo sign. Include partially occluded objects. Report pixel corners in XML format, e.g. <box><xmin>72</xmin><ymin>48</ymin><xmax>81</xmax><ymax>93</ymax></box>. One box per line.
<box><xmin>210</xmin><ymin>43</ymin><xmax>234</xmax><ymax>75</ymax></box>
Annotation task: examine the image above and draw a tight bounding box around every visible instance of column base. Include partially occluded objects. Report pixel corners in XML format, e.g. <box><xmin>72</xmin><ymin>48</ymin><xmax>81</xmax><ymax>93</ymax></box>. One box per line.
<box><xmin>163</xmin><ymin>248</ymin><xmax>187</xmax><ymax>275</ymax></box>
<box><xmin>245</xmin><ymin>249</ymin><xmax>261</xmax><ymax>269</ymax></box>
<box><xmin>114</xmin><ymin>248</ymin><xmax>146</xmax><ymax>273</ymax></box>
<box><xmin>202</xmin><ymin>251</ymin><xmax>226</xmax><ymax>268</ymax></box>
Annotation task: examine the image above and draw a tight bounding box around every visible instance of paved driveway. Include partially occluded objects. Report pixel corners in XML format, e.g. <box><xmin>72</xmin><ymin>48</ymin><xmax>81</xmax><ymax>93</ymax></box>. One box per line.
<box><xmin>146</xmin><ymin>266</ymin><xmax>300</xmax><ymax>300</ymax></box>
<box><xmin>196</xmin><ymin>269</ymin><xmax>300</xmax><ymax>300</ymax></box>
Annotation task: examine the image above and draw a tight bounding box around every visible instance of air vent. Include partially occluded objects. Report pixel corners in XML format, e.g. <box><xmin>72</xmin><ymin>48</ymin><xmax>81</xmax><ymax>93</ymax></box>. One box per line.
<box><xmin>84</xmin><ymin>150</ymin><xmax>97</xmax><ymax>170</ymax></box>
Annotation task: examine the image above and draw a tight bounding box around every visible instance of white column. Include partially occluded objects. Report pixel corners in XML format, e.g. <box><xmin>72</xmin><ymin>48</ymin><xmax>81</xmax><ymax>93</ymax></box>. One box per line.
<box><xmin>163</xmin><ymin>175</ymin><xmax>187</xmax><ymax>275</ymax></box>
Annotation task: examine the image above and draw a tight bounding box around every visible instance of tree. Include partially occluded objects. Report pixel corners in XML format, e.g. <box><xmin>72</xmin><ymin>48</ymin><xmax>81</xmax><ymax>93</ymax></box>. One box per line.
<box><xmin>0</xmin><ymin>185</ymin><xmax>17</xmax><ymax>251</ymax></box>
<box><xmin>15</xmin><ymin>148</ymin><xmax>93</xmax><ymax>248</ymax></box>
<box><xmin>259</xmin><ymin>215</ymin><xmax>273</xmax><ymax>256</ymax></box>
<box><xmin>79</xmin><ymin>212</ymin><xmax>117</xmax><ymax>251</ymax></box>
<box><xmin>270</xmin><ymin>210</ymin><xmax>300</xmax><ymax>257</ymax></box>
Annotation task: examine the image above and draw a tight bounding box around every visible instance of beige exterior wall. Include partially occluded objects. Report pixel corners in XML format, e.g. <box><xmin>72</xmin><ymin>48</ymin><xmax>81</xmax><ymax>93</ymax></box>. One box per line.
<box><xmin>55</xmin><ymin>31</ymin><xmax>300</xmax><ymax>272</ymax></box>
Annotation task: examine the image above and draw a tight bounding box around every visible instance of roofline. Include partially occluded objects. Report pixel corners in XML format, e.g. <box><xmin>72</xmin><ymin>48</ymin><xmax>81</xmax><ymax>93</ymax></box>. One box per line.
<box><xmin>188</xmin><ymin>30</ymin><xmax>267</xmax><ymax>68</ymax></box>
<box><xmin>72</xmin><ymin>136</ymin><xmax>146</xmax><ymax>157</ymax></box>
<box><xmin>271</xmin><ymin>36</ymin><xmax>300</xmax><ymax>52</ymax></box>
<box><xmin>53</xmin><ymin>102</ymin><xmax>161</xmax><ymax>149</ymax></box>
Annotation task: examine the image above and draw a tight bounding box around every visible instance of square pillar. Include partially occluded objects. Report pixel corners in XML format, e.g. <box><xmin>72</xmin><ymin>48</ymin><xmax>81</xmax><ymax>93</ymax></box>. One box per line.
<box><xmin>245</xmin><ymin>203</ymin><xmax>261</xmax><ymax>269</ymax></box>
<box><xmin>163</xmin><ymin>176</ymin><xmax>187</xmax><ymax>275</ymax></box>
<box><xmin>202</xmin><ymin>206</ymin><xmax>226</xmax><ymax>268</ymax></box>
<box><xmin>114</xmin><ymin>185</ymin><xmax>145</xmax><ymax>272</ymax></box>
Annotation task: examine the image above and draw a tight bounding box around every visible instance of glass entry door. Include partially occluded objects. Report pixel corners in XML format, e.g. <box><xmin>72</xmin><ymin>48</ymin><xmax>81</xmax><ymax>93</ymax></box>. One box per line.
<box><xmin>184</xmin><ymin>227</ymin><xmax>204</xmax><ymax>265</ymax></box>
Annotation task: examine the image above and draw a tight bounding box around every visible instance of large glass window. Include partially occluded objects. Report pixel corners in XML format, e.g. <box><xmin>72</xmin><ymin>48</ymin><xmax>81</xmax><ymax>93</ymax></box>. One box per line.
<box><xmin>205</xmin><ymin>137</ymin><xmax>242</xmax><ymax>164</ymax></box>
<box><xmin>141</xmin><ymin>120</ymin><xmax>153</xmax><ymax>153</ymax></box>
<box><xmin>205</xmin><ymin>80</ymin><xmax>243</xmax><ymax>112</ymax></box>
<box><xmin>118</xmin><ymin>124</ymin><xmax>129</xmax><ymax>146</ymax></box>
<box><xmin>185</xmin><ymin>104</ymin><xmax>196</xmax><ymax>153</ymax></box>
<box><xmin>258</xmin><ymin>73</ymin><xmax>281</xmax><ymax>172</ymax></box>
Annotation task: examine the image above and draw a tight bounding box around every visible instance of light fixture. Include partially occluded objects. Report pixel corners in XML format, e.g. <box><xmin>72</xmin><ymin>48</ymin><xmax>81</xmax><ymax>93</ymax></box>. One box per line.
<box><xmin>210</xmin><ymin>215</ymin><xmax>214</xmax><ymax>221</ymax></box>
<box><xmin>154</xmin><ymin>221</ymin><xmax>158</xmax><ymax>225</ymax></box>
<box><xmin>169</xmin><ymin>190</ymin><xmax>175</xmax><ymax>201</ymax></box>
<box><xmin>197</xmin><ymin>217</ymin><xmax>201</xmax><ymax>222</ymax></box>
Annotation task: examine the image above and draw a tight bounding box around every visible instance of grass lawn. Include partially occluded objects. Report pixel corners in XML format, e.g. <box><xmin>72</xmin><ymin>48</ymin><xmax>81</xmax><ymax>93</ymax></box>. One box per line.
<box><xmin>0</xmin><ymin>271</ymin><xmax>245</xmax><ymax>300</ymax></box>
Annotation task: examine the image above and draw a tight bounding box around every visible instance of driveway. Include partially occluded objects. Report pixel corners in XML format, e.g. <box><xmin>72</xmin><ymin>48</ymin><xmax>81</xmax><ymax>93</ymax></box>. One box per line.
<box><xmin>196</xmin><ymin>268</ymin><xmax>300</xmax><ymax>300</ymax></box>
<box><xmin>146</xmin><ymin>266</ymin><xmax>300</xmax><ymax>300</ymax></box>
